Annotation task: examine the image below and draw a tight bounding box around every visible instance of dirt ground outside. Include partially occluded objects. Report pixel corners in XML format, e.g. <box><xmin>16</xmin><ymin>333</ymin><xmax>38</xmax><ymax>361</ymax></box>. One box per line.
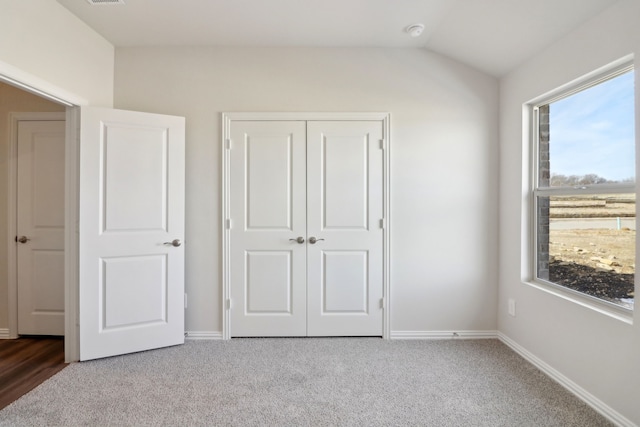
<box><xmin>547</xmin><ymin>196</ymin><xmax>635</xmax><ymax>308</ymax></box>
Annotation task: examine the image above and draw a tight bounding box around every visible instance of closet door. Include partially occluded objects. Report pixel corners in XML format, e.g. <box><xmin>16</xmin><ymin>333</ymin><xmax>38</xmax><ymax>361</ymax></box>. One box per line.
<box><xmin>227</xmin><ymin>118</ymin><xmax>385</xmax><ymax>337</ymax></box>
<box><xmin>229</xmin><ymin>121</ymin><xmax>307</xmax><ymax>336</ymax></box>
<box><xmin>306</xmin><ymin>121</ymin><xmax>384</xmax><ymax>336</ymax></box>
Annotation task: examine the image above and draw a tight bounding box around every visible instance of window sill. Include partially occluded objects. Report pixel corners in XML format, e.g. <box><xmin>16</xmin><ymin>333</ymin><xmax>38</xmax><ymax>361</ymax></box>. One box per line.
<box><xmin>523</xmin><ymin>279</ymin><xmax>634</xmax><ymax>325</ymax></box>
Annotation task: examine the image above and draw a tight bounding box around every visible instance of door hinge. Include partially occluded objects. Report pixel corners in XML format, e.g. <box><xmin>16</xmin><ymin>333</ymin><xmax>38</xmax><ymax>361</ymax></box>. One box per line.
<box><xmin>227</xmin><ymin>298</ymin><xmax>232</xmax><ymax>310</ymax></box>
<box><xmin>380</xmin><ymin>298</ymin><xmax>385</xmax><ymax>309</ymax></box>
<box><xmin>226</xmin><ymin>139</ymin><xmax>232</xmax><ymax>150</ymax></box>
<box><xmin>380</xmin><ymin>139</ymin><xmax>385</xmax><ymax>150</ymax></box>
<box><xmin>184</xmin><ymin>293</ymin><xmax>188</xmax><ymax>309</ymax></box>
<box><xmin>226</xmin><ymin>218</ymin><xmax>232</xmax><ymax>229</ymax></box>
<box><xmin>380</xmin><ymin>218</ymin><xmax>385</xmax><ymax>229</ymax></box>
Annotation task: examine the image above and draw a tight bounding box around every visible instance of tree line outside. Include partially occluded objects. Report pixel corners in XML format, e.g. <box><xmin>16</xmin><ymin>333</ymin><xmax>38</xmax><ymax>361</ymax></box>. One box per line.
<box><xmin>550</xmin><ymin>173</ymin><xmax>635</xmax><ymax>187</ymax></box>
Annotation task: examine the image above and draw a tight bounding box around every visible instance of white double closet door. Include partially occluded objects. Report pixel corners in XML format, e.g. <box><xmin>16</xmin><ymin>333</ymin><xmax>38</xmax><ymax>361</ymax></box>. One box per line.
<box><xmin>229</xmin><ymin>120</ymin><xmax>384</xmax><ymax>337</ymax></box>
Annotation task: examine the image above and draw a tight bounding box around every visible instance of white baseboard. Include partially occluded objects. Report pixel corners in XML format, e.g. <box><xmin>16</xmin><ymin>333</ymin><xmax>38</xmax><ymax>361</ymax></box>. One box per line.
<box><xmin>390</xmin><ymin>330</ymin><xmax>498</xmax><ymax>340</ymax></box>
<box><xmin>185</xmin><ymin>331</ymin><xmax>223</xmax><ymax>340</ymax></box>
<box><xmin>498</xmin><ymin>332</ymin><xmax>635</xmax><ymax>427</ymax></box>
<box><xmin>0</xmin><ymin>328</ymin><xmax>11</xmax><ymax>339</ymax></box>
<box><xmin>186</xmin><ymin>330</ymin><xmax>499</xmax><ymax>341</ymax></box>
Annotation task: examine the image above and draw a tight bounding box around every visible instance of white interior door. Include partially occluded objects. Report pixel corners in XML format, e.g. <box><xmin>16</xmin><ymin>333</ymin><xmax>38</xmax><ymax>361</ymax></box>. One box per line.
<box><xmin>79</xmin><ymin>106</ymin><xmax>185</xmax><ymax>361</ymax></box>
<box><xmin>229</xmin><ymin>121</ymin><xmax>307</xmax><ymax>336</ymax></box>
<box><xmin>17</xmin><ymin>120</ymin><xmax>66</xmax><ymax>336</ymax></box>
<box><xmin>228</xmin><ymin>118</ymin><xmax>384</xmax><ymax>337</ymax></box>
<box><xmin>306</xmin><ymin>121</ymin><xmax>384</xmax><ymax>336</ymax></box>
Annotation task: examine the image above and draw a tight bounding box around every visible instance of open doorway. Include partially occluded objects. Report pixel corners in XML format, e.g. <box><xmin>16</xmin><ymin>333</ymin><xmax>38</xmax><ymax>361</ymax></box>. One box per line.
<box><xmin>0</xmin><ymin>82</ymin><xmax>66</xmax><ymax>347</ymax></box>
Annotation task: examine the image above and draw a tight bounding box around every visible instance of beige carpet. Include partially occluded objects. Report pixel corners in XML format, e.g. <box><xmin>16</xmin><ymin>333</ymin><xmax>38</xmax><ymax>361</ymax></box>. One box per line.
<box><xmin>0</xmin><ymin>338</ymin><xmax>611</xmax><ymax>426</ymax></box>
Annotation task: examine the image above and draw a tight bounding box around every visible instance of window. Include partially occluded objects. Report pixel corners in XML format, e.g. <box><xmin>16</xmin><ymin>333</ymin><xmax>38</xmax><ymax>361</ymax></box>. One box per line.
<box><xmin>533</xmin><ymin>65</ymin><xmax>635</xmax><ymax>310</ymax></box>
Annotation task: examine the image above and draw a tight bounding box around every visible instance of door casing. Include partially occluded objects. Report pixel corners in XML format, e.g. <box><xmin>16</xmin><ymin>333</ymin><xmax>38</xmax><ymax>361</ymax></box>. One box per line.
<box><xmin>221</xmin><ymin>112</ymin><xmax>391</xmax><ymax>339</ymax></box>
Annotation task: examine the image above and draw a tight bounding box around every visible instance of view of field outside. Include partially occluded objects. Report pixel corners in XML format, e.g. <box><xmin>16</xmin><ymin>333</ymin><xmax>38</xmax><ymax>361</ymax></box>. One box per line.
<box><xmin>541</xmin><ymin>70</ymin><xmax>635</xmax><ymax>309</ymax></box>
<box><xmin>547</xmin><ymin>194</ymin><xmax>635</xmax><ymax>308</ymax></box>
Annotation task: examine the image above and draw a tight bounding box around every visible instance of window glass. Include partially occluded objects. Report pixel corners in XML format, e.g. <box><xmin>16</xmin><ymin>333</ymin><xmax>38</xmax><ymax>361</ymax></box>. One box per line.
<box><xmin>536</xmin><ymin>194</ymin><xmax>635</xmax><ymax>309</ymax></box>
<box><xmin>535</xmin><ymin>69</ymin><xmax>635</xmax><ymax>310</ymax></box>
<box><xmin>543</xmin><ymin>71</ymin><xmax>635</xmax><ymax>187</ymax></box>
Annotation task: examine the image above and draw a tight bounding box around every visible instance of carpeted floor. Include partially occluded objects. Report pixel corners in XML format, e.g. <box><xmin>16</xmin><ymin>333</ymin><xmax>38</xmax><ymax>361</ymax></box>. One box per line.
<box><xmin>0</xmin><ymin>338</ymin><xmax>611</xmax><ymax>426</ymax></box>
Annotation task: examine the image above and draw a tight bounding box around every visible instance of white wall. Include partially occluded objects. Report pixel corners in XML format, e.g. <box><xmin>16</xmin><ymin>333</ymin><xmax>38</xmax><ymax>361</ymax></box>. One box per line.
<box><xmin>114</xmin><ymin>47</ymin><xmax>499</xmax><ymax>336</ymax></box>
<box><xmin>499</xmin><ymin>0</ymin><xmax>640</xmax><ymax>424</ymax></box>
<box><xmin>0</xmin><ymin>0</ymin><xmax>114</xmax><ymax>106</ymax></box>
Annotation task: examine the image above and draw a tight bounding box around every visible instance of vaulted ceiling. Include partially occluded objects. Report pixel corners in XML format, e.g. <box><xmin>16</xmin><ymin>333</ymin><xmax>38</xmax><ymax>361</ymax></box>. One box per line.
<box><xmin>56</xmin><ymin>0</ymin><xmax>618</xmax><ymax>77</ymax></box>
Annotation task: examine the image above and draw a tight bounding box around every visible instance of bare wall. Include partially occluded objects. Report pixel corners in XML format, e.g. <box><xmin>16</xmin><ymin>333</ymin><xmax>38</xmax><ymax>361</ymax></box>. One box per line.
<box><xmin>0</xmin><ymin>0</ymin><xmax>114</xmax><ymax>107</ymax></box>
<box><xmin>499</xmin><ymin>0</ymin><xmax>640</xmax><ymax>423</ymax></box>
<box><xmin>114</xmin><ymin>47</ymin><xmax>499</xmax><ymax>336</ymax></box>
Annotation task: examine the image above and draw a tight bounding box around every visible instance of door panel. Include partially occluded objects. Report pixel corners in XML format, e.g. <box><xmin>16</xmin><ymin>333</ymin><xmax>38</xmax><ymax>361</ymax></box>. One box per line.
<box><xmin>322</xmin><ymin>135</ymin><xmax>369</xmax><ymax>230</ymax></box>
<box><xmin>17</xmin><ymin>120</ymin><xmax>66</xmax><ymax>335</ymax></box>
<box><xmin>101</xmin><ymin>255</ymin><xmax>167</xmax><ymax>329</ymax></box>
<box><xmin>79</xmin><ymin>107</ymin><xmax>185</xmax><ymax>361</ymax></box>
<box><xmin>246</xmin><ymin>251</ymin><xmax>293</xmax><ymax>313</ymax></box>
<box><xmin>103</xmin><ymin>126</ymin><xmax>169</xmax><ymax>231</ymax></box>
<box><xmin>307</xmin><ymin>121</ymin><xmax>384</xmax><ymax>336</ymax></box>
<box><xmin>229</xmin><ymin>121</ymin><xmax>307</xmax><ymax>337</ymax></box>
<box><xmin>322</xmin><ymin>251</ymin><xmax>368</xmax><ymax>313</ymax></box>
<box><xmin>246</xmin><ymin>135</ymin><xmax>294</xmax><ymax>230</ymax></box>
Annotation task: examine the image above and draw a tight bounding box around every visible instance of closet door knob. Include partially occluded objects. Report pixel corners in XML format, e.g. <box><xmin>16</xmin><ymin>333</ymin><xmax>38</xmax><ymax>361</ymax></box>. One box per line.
<box><xmin>289</xmin><ymin>237</ymin><xmax>305</xmax><ymax>244</ymax></box>
<box><xmin>308</xmin><ymin>237</ymin><xmax>324</xmax><ymax>244</ymax></box>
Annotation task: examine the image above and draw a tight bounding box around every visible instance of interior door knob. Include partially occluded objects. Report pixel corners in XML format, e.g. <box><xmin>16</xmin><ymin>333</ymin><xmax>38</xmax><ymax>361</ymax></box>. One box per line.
<box><xmin>164</xmin><ymin>239</ymin><xmax>182</xmax><ymax>247</ymax></box>
<box><xmin>289</xmin><ymin>237</ymin><xmax>305</xmax><ymax>244</ymax></box>
<box><xmin>17</xmin><ymin>236</ymin><xmax>30</xmax><ymax>244</ymax></box>
<box><xmin>308</xmin><ymin>237</ymin><xmax>325</xmax><ymax>244</ymax></box>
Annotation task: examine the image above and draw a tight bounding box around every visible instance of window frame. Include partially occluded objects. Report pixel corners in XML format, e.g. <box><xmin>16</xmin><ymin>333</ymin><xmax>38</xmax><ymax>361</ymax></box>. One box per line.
<box><xmin>529</xmin><ymin>61</ymin><xmax>636</xmax><ymax>319</ymax></box>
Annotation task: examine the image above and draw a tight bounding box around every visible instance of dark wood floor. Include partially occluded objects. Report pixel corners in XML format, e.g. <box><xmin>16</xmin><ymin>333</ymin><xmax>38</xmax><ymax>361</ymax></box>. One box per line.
<box><xmin>0</xmin><ymin>336</ymin><xmax>67</xmax><ymax>410</ymax></box>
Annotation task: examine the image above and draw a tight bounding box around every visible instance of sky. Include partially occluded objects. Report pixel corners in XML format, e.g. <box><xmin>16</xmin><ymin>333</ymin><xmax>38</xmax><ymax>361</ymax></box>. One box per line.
<box><xmin>549</xmin><ymin>70</ymin><xmax>635</xmax><ymax>182</ymax></box>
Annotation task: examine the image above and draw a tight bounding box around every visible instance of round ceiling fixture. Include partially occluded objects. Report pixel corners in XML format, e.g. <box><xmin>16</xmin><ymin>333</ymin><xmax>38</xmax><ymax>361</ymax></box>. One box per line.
<box><xmin>406</xmin><ymin>24</ymin><xmax>425</xmax><ymax>38</ymax></box>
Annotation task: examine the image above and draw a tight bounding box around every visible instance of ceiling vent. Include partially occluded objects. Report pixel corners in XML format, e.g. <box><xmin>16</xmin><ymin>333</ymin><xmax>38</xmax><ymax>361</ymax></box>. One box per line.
<box><xmin>86</xmin><ymin>0</ymin><xmax>125</xmax><ymax>5</ymax></box>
